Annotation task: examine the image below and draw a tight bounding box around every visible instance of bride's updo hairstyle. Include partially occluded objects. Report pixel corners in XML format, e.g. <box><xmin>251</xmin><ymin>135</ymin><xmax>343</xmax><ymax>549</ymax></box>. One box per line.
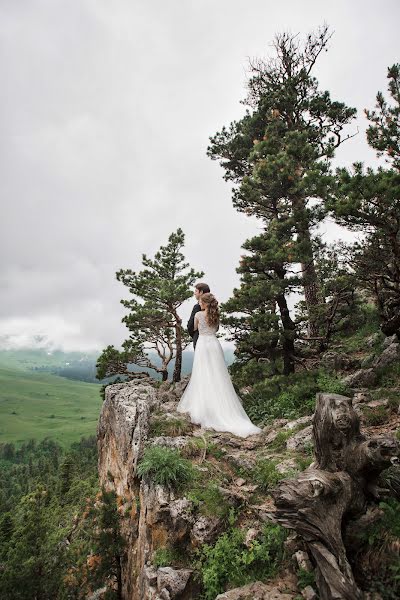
<box><xmin>201</xmin><ymin>293</ymin><xmax>220</xmax><ymax>328</ymax></box>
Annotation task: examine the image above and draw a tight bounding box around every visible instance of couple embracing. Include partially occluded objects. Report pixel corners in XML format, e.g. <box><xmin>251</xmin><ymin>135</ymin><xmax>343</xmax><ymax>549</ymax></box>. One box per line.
<box><xmin>177</xmin><ymin>282</ymin><xmax>261</xmax><ymax>438</ymax></box>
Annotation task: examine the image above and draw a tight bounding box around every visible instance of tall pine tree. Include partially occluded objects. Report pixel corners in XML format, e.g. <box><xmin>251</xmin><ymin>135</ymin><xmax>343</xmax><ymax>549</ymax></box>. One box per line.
<box><xmin>330</xmin><ymin>64</ymin><xmax>400</xmax><ymax>338</ymax></box>
<box><xmin>208</xmin><ymin>25</ymin><xmax>356</xmax><ymax>339</ymax></box>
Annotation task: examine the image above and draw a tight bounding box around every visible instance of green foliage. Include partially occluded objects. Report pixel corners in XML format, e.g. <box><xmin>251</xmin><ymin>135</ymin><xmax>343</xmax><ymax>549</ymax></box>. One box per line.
<box><xmin>152</xmin><ymin>546</ymin><xmax>185</xmax><ymax>568</ymax></box>
<box><xmin>334</xmin><ymin>304</ymin><xmax>381</xmax><ymax>352</ymax></box>
<box><xmin>137</xmin><ymin>446</ymin><xmax>196</xmax><ymax>489</ymax></box>
<box><xmin>377</xmin><ymin>359</ymin><xmax>400</xmax><ymax>388</ymax></box>
<box><xmin>296</xmin><ymin>568</ymin><xmax>316</xmax><ymax>590</ymax></box>
<box><xmin>269</xmin><ymin>430</ymin><xmax>293</xmax><ymax>451</ymax></box>
<box><xmin>229</xmin><ymin>358</ymin><xmax>274</xmax><ymax>388</ymax></box>
<box><xmin>209</xmin><ymin>26</ymin><xmax>356</xmax><ymax>342</ymax></box>
<box><xmin>188</xmin><ymin>481</ymin><xmax>230</xmax><ymax>519</ymax></box>
<box><xmin>221</xmin><ymin>231</ymin><xmax>298</xmax><ymax>377</ymax></box>
<box><xmin>243</xmin><ymin>372</ymin><xmax>316</xmax><ymax>424</ymax></box>
<box><xmin>253</xmin><ymin>459</ymin><xmax>283</xmax><ymax>491</ymax></box>
<box><xmin>196</xmin><ymin>522</ymin><xmax>287</xmax><ymax>599</ymax></box>
<box><xmin>242</xmin><ymin>369</ymin><xmax>349</xmax><ymax>425</ymax></box>
<box><xmin>365</xmin><ymin>63</ymin><xmax>400</xmax><ymax>170</ymax></box>
<box><xmin>295</xmin><ymin>454</ymin><xmax>313</xmax><ymax>471</ymax></box>
<box><xmin>86</xmin><ymin>487</ymin><xmax>126</xmax><ymax>597</ymax></box>
<box><xmin>315</xmin><ymin>371</ymin><xmax>349</xmax><ymax>395</ymax></box>
<box><xmin>0</xmin><ymin>436</ymin><xmax>100</xmax><ymax>599</ymax></box>
<box><xmin>362</xmin><ymin>406</ymin><xmax>390</xmax><ymax>426</ymax></box>
<box><xmin>355</xmin><ymin>499</ymin><xmax>400</xmax><ymax>599</ymax></box>
<box><xmin>330</xmin><ymin>65</ymin><xmax>400</xmax><ymax>339</ymax></box>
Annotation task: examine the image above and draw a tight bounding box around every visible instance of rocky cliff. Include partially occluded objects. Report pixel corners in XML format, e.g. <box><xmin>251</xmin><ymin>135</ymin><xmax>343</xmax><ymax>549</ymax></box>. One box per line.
<box><xmin>96</xmin><ymin>334</ymin><xmax>400</xmax><ymax>600</ymax></box>
<box><xmin>97</xmin><ymin>378</ymin><xmax>304</xmax><ymax>599</ymax></box>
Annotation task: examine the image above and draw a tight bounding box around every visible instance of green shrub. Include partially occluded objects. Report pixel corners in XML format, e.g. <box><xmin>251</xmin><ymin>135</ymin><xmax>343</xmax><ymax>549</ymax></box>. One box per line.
<box><xmin>196</xmin><ymin>522</ymin><xmax>287</xmax><ymax>600</ymax></box>
<box><xmin>230</xmin><ymin>358</ymin><xmax>276</xmax><ymax>388</ymax></box>
<box><xmin>269</xmin><ymin>430</ymin><xmax>292</xmax><ymax>451</ymax></box>
<box><xmin>355</xmin><ymin>499</ymin><xmax>400</xmax><ymax>599</ymax></box>
<box><xmin>188</xmin><ymin>481</ymin><xmax>230</xmax><ymax>519</ymax></box>
<box><xmin>377</xmin><ymin>360</ymin><xmax>400</xmax><ymax>388</ymax></box>
<box><xmin>296</xmin><ymin>567</ymin><xmax>316</xmax><ymax>590</ymax></box>
<box><xmin>153</xmin><ymin>546</ymin><xmax>185</xmax><ymax>568</ymax></box>
<box><xmin>316</xmin><ymin>371</ymin><xmax>349</xmax><ymax>395</ymax></box>
<box><xmin>242</xmin><ymin>369</ymin><xmax>352</xmax><ymax>425</ymax></box>
<box><xmin>335</xmin><ymin>303</ymin><xmax>381</xmax><ymax>352</ymax></box>
<box><xmin>137</xmin><ymin>446</ymin><xmax>195</xmax><ymax>489</ymax></box>
<box><xmin>295</xmin><ymin>454</ymin><xmax>313</xmax><ymax>471</ymax></box>
<box><xmin>253</xmin><ymin>459</ymin><xmax>283</xmax><ymax>491</ymax></box>
<box><xmin>363</xmin><ymin>406</ymin><xmax>389</xmax><ymax>426</ymax></box>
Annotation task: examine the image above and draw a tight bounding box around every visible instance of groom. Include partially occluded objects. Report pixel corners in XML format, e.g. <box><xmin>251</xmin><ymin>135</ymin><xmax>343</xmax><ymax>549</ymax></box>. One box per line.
<box><xmin>187</xmin><ymin>282</ymin><xmax>210</xmax><ymax>349</ymax></box>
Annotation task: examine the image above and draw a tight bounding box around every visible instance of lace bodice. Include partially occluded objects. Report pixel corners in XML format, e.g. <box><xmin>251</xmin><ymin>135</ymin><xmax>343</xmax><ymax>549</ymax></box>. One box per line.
<box><xmin>196</xmin><ymin>310</ymin><xmax>218</xmax><ymax>336</ymax></box>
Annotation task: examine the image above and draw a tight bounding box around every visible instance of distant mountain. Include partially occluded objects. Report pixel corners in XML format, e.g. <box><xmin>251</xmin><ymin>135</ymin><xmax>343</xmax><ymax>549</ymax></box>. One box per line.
<box><xmin>0</xmin><ymin>347</ymin><xmax>236</xmax><ymax>383</ymax></box>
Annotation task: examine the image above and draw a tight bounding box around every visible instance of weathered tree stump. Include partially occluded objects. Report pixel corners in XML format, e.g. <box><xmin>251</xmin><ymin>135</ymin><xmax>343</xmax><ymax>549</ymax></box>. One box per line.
<box><xmin>270</xmin><ymin>393</ymin><xmax>399</xmax><ymax>600</ymax></box>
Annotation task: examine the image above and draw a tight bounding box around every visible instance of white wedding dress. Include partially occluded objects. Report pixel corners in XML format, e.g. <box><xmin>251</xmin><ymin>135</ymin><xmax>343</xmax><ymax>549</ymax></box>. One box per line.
<box><xmin>177</xmin><ymin>311</ymin><xmax>262</xmax><ymax>438</ymax></box>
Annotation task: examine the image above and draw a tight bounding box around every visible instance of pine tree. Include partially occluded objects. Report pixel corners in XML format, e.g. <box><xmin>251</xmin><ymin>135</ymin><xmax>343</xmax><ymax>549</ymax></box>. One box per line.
<box><xmin>222</xmin><ymin>221</ymin><xmax>299</xmax><ymax>376</ymax></box>
<box><xmin>330</xmin><ymin>64</ymin><xmax>400</xmax><ymax>337</ymax></box>
<box><xmin>208</xmin><ymin>25</ymin><xmax>356</xmax><ymax>338</ymax></box>
<box><xmin>97</xmin><ymin>229</ymin><xmax>203</xmax><ymax>382</ymax></box>
<box><xmin>87</xmin><ymin>488</ymin><xmax>127</xmax><ymax>599</ymax></box>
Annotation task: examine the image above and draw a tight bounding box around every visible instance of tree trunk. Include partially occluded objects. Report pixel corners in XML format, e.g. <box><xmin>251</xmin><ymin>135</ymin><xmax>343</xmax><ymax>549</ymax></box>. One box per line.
<box><xmin>173</xmin><ymin>319</ymin><xmax>183</xmax><ymax>383</ymax></box>
<box><xmin>275</xmin><ymin>275</ymin><xmax>296</xmax><ymax>375</ymax></box>
<box><xmin>292</xmin><ymin>196</ymin><xmax>322</xmax><ymax>339</ymax></box>
<box><xmin>269</xmin><ymin>392</ymin><xmax>400</xmax><ymax>600</ymax></box>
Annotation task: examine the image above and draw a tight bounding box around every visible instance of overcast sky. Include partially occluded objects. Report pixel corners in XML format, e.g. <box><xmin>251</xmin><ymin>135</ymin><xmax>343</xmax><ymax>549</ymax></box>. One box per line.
<box><xmin>1</xmin><ymin>0</ymin><xmax>398</xmax><ymax>352</ymax></box>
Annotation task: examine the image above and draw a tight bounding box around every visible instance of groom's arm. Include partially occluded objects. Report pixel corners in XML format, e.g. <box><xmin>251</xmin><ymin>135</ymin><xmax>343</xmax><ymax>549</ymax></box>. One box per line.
<box><xmin>187</xmin><ymin>304</ymin><xmax>201</xmax><ymax>338</ymax></box>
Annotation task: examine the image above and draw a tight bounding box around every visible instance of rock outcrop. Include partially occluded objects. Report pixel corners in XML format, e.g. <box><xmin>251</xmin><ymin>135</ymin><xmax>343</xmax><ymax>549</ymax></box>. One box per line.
<box><xmin>96</xmin><ymin>354</ymin><xmax>400</xmax><ymax>599</ymax></box>
<box><xmin>97</xmin><ymin>378</ymin><xmax>304</xmax><ymax>599</ymax></box>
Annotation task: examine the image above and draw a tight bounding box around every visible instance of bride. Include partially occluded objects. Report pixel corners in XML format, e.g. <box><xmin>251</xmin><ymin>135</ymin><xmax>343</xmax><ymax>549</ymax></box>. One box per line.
<box><xmin>177</xmin><ymin>292</ymin><xmax>262</xmax><ymax>438</ymax></box>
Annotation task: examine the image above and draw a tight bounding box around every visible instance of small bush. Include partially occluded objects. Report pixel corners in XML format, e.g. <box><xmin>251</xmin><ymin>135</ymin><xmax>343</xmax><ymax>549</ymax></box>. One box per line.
<box><xmin>363</xmin><ymin>406</ymin><xmax>390</xmax><ymax>426</ymax></box>
<box><xmin>196</xmin><ymin>522</ymin><xmax>287</xmax><ymax>600</ymax></box>
<box><xmin>188</xmin><ymin>481</ymin><xmax>229</xmax><ymax>519</ymax></box>
<box><xmin>242</xmin><ymin>369</ymin><xmax>351</xmax><ymax>425</ymax></box>
<box><xmin>295</xmin><ymin>454</ymin><xmax>313</xmax><ymax>471</ymax></box>
<box><xmin>335</xmin><ymin>303</ymin><xmax>381</xmax><ymax>352</ymax></box>
<box><xmin>296</xmin><ymin>567</ymin><xmax>316</xmax><ymax>590</ymax></box>
<box><xmin>355</xmin><ymin>498</ymin><xmax>400</xmax><ymax>599</ymax></box>
<box><xmin>269</xmin><ymin>430</ymin><xmax>292</xmax><ymax>451</ymax></box>
<box><xmin>253</xmin><ymin>459</ymin><xmax>283</xmax><ymax>491</ymax></box>
<box><xmin>153</xmin><ymin>546</ymin><xmax>185</xmax><ymax>568</ymax></box>
<box><xmin>316</xmin><ymin>371</ymin><xmax>349</xmax><ymax>395</ymax></box>
<box><xmin>377</xmin><ymin>360</ymin><xmax>400</xmax><ymax>388</ymax></box>
<box><xmin>137</xmin><ymin>446</ymin><xmax>195</xmax><ymax>489</ymax></box>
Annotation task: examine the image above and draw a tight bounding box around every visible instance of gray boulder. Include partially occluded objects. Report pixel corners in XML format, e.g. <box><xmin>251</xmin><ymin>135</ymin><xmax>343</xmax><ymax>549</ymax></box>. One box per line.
<box><xmin>373</xmin><ymin>342</ymin><xmax>400</xmax><ymax>370</ymax></box>
<box><xmin>157</xmin><ymin>567</ymin><xmax>193</xmax><ymax>598</ymax></box>
<box><xmin>342</xmin><ymin>368</ymin><xmax>378</xmax><ymax>388</ymax></box>
<box><xmin>286</xmin><ymin>425</ymin><xmax>313</xmax><ymax>452</ymax></box>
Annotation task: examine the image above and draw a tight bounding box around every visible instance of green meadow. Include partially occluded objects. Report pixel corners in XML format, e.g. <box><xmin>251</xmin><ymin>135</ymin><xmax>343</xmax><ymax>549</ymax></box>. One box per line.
<box><xmin>0</xmin><ymin>363</ymin><xmax>102</xmax><ymax>448</ymax></box>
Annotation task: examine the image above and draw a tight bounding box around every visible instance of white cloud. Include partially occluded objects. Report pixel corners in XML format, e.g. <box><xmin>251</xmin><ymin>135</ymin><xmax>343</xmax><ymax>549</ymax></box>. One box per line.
<box><xmin>1</xmin><ymin>0</ymin><xmax>398</xmax><ymax>351</ymax></box>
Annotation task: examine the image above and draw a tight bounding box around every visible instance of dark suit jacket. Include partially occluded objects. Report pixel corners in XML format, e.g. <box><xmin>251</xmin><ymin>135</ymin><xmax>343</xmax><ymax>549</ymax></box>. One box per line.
<box><xmin>187</xmin><ymin>303</ymin><xmax>202</xmax><ymax>349</ymax></box>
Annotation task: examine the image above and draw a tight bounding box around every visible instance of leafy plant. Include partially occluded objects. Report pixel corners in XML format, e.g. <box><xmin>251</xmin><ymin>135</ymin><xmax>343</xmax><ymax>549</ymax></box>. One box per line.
<box><xmin>196</xmin><ymin>522</ymin><xmax>287</xmax><ymax>599</ymax></box>
<box><xmin>253</xmin><ymin>459</ymin><xmax>283</xmax><ymax>491</ymax></box>
<box><xmin>363</xmin><ymin>406</ymin><xmax>389</xmax><ymax>426</ymax></box>
<box><xmin>354</xmin><ymin>498</ymin><xmax>400</xmax><ymax>599</ymax></box>
<box><xmin>152</xmin><ymin>546</ymin><xmax>186</xmax><ymax>568</ymax></box>
<box><xmin>187</xmin><ymin>481</ymin><xmax>229</xmax><ymax>519</ymax></box>
<box><xmin>296</xmin><ymin>567</ymin><xmax>316</xmax><ymax>590</ymax></box>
